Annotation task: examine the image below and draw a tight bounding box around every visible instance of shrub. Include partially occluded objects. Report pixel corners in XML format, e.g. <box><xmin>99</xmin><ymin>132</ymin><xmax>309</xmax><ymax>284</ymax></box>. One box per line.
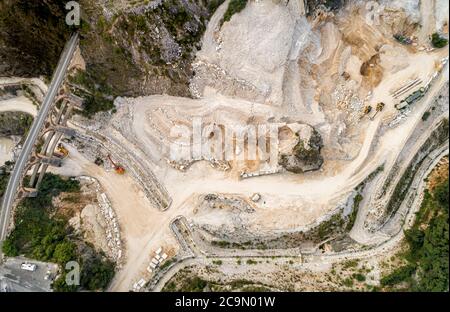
<box><xmin>222</xmin><ymin>0</ymin><xmax>248</xmax><ymax>24</ymax></box>
<box><xmin>380</xmin><ymin>265</ymin><xmax>416</xmax><ymax>286</ymax></box>
<box><xmin>81</xmin><ymin>257</ymin><xmax>116</xmax><ymax>291</ymax></box>
<box><xmin>422</xmin><ymin>111</ymin><xmax>431</xmax><ymax>121</ymax></box>
<box><xmin>353</xmin><ymin>273</ymin><xmax>366</xmax><ymax>282</ymax></box>
<box><xmin>431</xmin><ymin>33</ymin><xmax>448</xmax><ymax>48</ymax></box>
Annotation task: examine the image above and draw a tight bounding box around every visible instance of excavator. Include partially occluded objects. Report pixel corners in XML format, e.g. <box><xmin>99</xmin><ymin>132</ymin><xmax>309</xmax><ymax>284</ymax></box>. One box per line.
<box><xmin>108</xmin><ymin>154</ymin><xmax>126</xmax><ymax>175</ymax></box>
<box><xmin>360</xmin><ymin>105</ymin><xmax>372</xmax><ymax>119</ymax></box>
<box><xmin>363</xmin><ymin>105</ymin><xmax>372</xmax><ymax>115</ymax></box>
<box><xmin>55</xmin><ymin>143</ymin><xmax>69</xmax><ymax>159</ymax></box>
<box><xmin>370</xmin><ymin>102</ymin><xmax>385</xmax><ymax>120</ymax></box>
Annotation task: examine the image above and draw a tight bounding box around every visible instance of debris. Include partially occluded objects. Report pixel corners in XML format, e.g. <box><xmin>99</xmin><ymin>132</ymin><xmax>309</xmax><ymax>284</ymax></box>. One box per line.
<box><xmin>251</xmin><ymin>193</ymin><xmax>261</xmax><ymax>202</ymax></box>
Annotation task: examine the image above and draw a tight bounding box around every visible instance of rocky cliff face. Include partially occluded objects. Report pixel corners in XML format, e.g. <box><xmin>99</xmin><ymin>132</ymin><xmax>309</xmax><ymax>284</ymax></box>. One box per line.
<box><xmin>278</xmin><ymin>124</ymin><xmax>324</xmax><ymax>173</ymax></box>
<box><xmin>0</xmin><ymin>0</ymin><xmax>224</xmax><ymax>99</ymax></box>
<box><xmin>78</xmin><ymin>0</ymin><xmax>224</xmax><ymax>98</ymax></box>
<box><xmin>0</xmin><ymin>0</ymin><xmax>70</xmax><ymax>77</ymax></box>
<box><xmin>305</xmin><ymin>0</ymin><xmax>346</xmax><ymax>14</ymax></box>
<box><xmin>0</xmin><ymin>112</ymin><xmax>33</xmax><ymax>137</ymax></box>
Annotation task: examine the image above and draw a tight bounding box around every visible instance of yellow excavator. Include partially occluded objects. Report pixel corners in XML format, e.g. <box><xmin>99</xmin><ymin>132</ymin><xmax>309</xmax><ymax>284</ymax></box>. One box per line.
<box><xmin>359</xmin><ymin>105</ymin><xmax>372</xmax><ymax>120</ymax></box>
<box><xmin>370</xmin><ymin>102</ymin><xmax>385</xmax><ymax>120</ymax></box>
<box><xmin>56</xmin><ymin>143</ymin><xmax>69</xmax><ymax>158</ymax></box>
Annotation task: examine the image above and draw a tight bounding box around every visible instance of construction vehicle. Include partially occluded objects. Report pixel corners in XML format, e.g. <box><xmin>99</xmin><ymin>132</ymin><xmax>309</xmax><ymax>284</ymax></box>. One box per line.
<box><xmin>376</xmin><ymin>102</ymin><xmax>385</xmax><ymax>112</ymax></box>
<box><xmin>363</xmin><ymin>105</ymin><xmax>372</xmax><ymax>115</ymax></box>
<box><xmin>403</xmin><ymin>87</ymin><xmax>426</xmax><ymax>105</ymax></box>
<box><xmin>370</xmin><ymin>102</ymin><xmax>385</xmax><ymax>120</ymax></box>
<box><xmin>108</xmin><ymin>154</ymin><xmax>126</xmax><ymax>175</ymax></box>
<box><xmin>56</xmin><ymin>143</ymin><xmax>69</xmax><ymax>158</ymax></box>
<box><xmin>359</xmin><ymin>105</ymin><xmax>373</xmax><ymax>120</ymax></box>
<box><xmin>395</xmin><ymin>101</ymin><xmax>409</xmax><ymax>110</ymax></box>
<box><xmin>395</xmin><ymin>87</ymin><xmax>426</xmax><ymax>110</ymax></box>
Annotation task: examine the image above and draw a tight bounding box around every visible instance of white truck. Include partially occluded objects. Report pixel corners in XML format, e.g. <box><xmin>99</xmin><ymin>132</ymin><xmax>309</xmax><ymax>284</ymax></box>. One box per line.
<box><xmin>21</xmin><ymin>263</ymin><xmax>37</xmax><ymax>272</ymax></box>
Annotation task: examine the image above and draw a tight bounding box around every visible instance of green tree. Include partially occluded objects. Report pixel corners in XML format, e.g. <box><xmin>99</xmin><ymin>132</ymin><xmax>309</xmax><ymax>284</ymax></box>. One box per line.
<box><xmin>53</xmin><ymin>241</ymin><xmax>77</xmax><ymax>265</ymax></box>
<box><xmin>81</xmin><ymin>257</ymin><xmax>115</xmax><ymax>291</ymax></box>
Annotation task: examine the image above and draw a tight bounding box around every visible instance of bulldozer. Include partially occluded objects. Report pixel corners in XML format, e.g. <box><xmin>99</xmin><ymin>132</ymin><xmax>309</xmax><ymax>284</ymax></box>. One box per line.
<box><xmin>108</xmin><ymin>155</ymin><xmax>126</xmax><ymax>175</ymax></box>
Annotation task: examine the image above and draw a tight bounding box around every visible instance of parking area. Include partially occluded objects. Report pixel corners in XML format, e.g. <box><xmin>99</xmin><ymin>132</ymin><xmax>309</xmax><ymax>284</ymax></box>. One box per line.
<box><xmin>0</xmin><ymin>257</ymin><xmax>58</xmax><ymax>292</ymax></box>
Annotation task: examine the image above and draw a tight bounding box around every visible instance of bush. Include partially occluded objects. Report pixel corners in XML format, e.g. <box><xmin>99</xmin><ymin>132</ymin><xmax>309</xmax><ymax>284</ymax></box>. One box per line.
<box><xmin>434</xmin><ymin>179</ymin><xmax>449</xmax><ymax>210</ymax></box>
<box><xmin>343</xmin><ymin>278</ymin><xmax>353</xmax><ymax>287</ymax></box>
<box><xmin>207</xmin><ymin>0</ymin><xmax>225</xmax><ymax>13</ymax></box>
<box><xmin>181</xmin><ymin>276</ymin><xmax>208</xmax><ymax>292</ymax></box>
<box><xmin>222</xmin><ymin>0</ymin><xmax>248</xmax><ymax>24</ymax></box>
<box><xmin>431</xmin><ymin>33</ymin><xmax>448</xmax><ymax>48</ymax></box>
<box><xmin>380</xmin><ymin>265</ymin><xmax>416</xmax><ymax>286</ymax></box>
<box><xmin>353</xmin><ymin>273</ymin><xmax>366</xmax><ymax>282</ymax></box>
<box><xmin>422</xmin><ymin>111</ymin><xmax>431</xmax><ymax>121</ymax></box>
<box><xmin>53</xmin><ymin>241</ymin><xmax>77</xmax><ymax>265</ymax></box>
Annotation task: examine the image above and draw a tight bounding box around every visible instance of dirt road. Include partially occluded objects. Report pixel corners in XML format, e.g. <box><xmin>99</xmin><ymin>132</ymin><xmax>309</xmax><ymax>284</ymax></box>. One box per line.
<box><xmin>0</xmin><ymin>96</ymin><xmax>37</xmax><ymax>116</ymax></box>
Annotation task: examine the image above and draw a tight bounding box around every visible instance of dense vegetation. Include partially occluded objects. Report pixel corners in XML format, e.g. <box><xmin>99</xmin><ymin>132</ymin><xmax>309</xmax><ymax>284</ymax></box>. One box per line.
<box><xmin>381</xmin><ymin>177</ymin><xmax>449</xmax><ymax>291</ymax></box>
<box><xmin>0</xmin><ymin>112</ymin><xmax>33</xmax><ymax>137</ymax></box>
<box><xmin>69</xmin><ymin>70</ymin><xmax>115</xmax><ymax>118</ymax></box>
<box><xmin>2</xmin><ymin>173</ymin><xmax>115</xmax><ymax>292</ymax></box>
<box><xmin>0</xmin><ymin>170</ymin><xmax>10</xmax><ymax>198</ymax></box>
<box><xmin>204</xmin><ymin>0</ymin><xmax>225</xmax><ymax>13</ymax></box>
<box><xmin>431</xmin><ymin>33</ymin><xmax>449</xmax><ymax>49</ymax></box>
<box><xmin>2</xmin><ymin>174</ymin><xmax>80</xmax><ymax>260</ymax></box>
<box><xmin>222</xmin><ymin>0</ymin><xmax>248</xmax><ymax>25</ymax></box>
<box><xmin>0</xmin><ymin>0</ymin><xmax>71</xmax><ymax>77</ymax></box>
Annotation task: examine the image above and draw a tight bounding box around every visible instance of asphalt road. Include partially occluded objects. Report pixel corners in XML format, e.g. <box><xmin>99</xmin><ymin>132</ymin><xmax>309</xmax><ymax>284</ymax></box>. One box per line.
<box><xmin>0</xmin><ymin>33</ymin><xmax>79</xmax><ymax>242</ymax></box>
<box><xmin>0</xmin><ymin>257</ymin><xmax>58</xmax><ymax>292</ymax></box>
